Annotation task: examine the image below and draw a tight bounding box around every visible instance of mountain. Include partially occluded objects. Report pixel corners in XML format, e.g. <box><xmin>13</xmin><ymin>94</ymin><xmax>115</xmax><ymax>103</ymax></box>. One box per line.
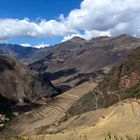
<box><xmin>92</xmin><ymin>46</ymin><xmax>140</xmax><ymax>108</ymax></box>
<box><xmin>0</xmin><ymin>35</ymin><xmax>140</xmax><ymax>92</ymax></box>
<box><xmin>2</xmin><ymin>46</ymin><xmax>140</xmax><ymax>136</ymax></box>
<box><xmin>0</xmin><ymin>44</ymin><xmax>37</xmax><ymax>61</ymax></box>
<box><xmin>0</xmin><ymin>55</ymin><xmax>58</xmax><ymax>104</ymax></box>
<box><xmin>29</xmin><ymin>34</ymin><xmax>140</xmax><ymax>90</ymax></box>
<box><xmin>1</xmin><ymin>35</ymin><xmax>140</xmax><ymax>138</ymax></box>
<box><xmin>0</xmin><ymin>54</ymin><xmax>58</xmax><ymax>123</ymax></box>
<box><xmin>24</xmin><ymin>36</ymin><xmax>86</xmax><ymax>64</ymax></box>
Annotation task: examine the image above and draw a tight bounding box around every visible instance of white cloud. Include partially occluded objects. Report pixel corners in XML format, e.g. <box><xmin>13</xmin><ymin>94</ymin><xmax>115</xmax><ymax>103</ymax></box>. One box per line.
<box><xmin>62</xmin><ymin>33</ymin><xmax>84</xmax><ymax>42</ymax></box>
<box><xmin>62</xmin><ymin>30</ymin><xmax>111</xmax><ymax>42</ymax></box>
<box><xmin>0</xmin><ymin>18</ymin><xmax>77</xmax><ymax>40</ymax></box>
<box><xmin>20</xmin><ymin>43</ymin><xmax>31</xmax><ymax>47</ymax></box>
<box><xmin>20</xmin><ymin>43</ymin><xmax>49</xmax><ymax>48</ymax></box>
<box><xmin>34</xmin><ymin>43</ymin><xmax>49</xmax><ymax>48</ymax></box>
<box><xmin>0</xmin><ymin>0</ymin><xmax>140</xmax><ymax>41</ymax></box>
<box><xmin>63</xmin><ymin>0</ymin><xmax>140</xmax><ymax>40</ymax></box>
<box><xmin>66</xmin><ymin>0</ymin><xmax>140</xmax><ymax>31</ymax></box>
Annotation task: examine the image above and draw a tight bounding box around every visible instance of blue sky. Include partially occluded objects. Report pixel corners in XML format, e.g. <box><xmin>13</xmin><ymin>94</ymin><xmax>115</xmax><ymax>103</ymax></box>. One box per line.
<box><xmin>0</xmin><ymin>0</ymin><xmax>81</xmax><ymax>20</ymax></box>
<box><xmin>0</xmin><ymin>0</ymin><xmax>140</xmax><ymax>48</ymax></box>
<box><xmin>0</xmin><ymin>0</ymin><xmax>81</xmax><ymax>46</ymax></box>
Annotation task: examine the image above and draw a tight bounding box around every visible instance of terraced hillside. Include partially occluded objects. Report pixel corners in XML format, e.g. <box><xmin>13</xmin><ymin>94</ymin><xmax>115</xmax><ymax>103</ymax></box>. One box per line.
<box><xmin>1</xmin><ymin>35</ymin><xmax>140</xmax><ymax>139</ymax></box>
<box><xmin>25</xmin><ymin>46</ymin><xmax>140</xmax><ymax>139</ymax></box>
<box><xmin>27</xmin><ymin>99</ymin><xmax>140</xmax><ymax>140</ymax></box>
<box><xmin>1</xmin><ymin>82</ymin><xmax>97</xmax><ymax>136</ymax></box>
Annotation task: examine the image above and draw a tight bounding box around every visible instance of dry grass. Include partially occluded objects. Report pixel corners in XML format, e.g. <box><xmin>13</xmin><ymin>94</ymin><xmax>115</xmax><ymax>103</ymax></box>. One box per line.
<box><xmin>105</xmin><ymin>133</ymin><xmax>140</xmax><ymax>140</ymax></box>
<box><xmin>1</xmin><ymin>133</ymin><xmax>140</xmax><ymax>140</ymax></box>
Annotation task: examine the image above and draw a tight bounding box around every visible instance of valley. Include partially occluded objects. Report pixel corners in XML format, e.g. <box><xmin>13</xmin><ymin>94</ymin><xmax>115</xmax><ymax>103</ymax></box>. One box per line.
<box><xmin>1</xmin><ymin>0</ymin><xmax>140</xmax><ymax>139</ymax></box>
<box><xmin>0</xmin><ymin>35</ymin><xmax>140</xmax><ymax>140</ymax></box>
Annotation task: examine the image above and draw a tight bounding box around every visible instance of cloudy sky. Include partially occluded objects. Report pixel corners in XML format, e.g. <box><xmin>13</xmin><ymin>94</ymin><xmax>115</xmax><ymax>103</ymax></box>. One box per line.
<box><xmin>0</xmin><ymin>0</ymin><xmax>140</xmax><ymax>48</ymax></box>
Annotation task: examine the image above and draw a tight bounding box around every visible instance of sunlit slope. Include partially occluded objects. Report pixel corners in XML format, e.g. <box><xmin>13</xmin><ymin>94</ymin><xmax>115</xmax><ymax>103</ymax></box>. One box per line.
<box><xmin>29</xmin><ymin>100</ymin><xmax>140</xmax><ymax>140</ymax></box>
<box><xmin>1</xmin><ymin>82</ymin><xmax>97</xmax><ymax>136</ymax></box>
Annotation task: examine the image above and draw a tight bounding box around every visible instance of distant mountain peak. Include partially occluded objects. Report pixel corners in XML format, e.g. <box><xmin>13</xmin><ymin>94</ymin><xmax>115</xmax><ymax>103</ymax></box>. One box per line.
<box><xmin>0</xmin><ymin>44</ymin><xmax>37</xmax><ymax>60</ymax></box>
<box><xmin>90</xmin><ymin>36</ymin><xmax>111</xmax><ymax>42</ymax></box>
<box><xmin>117</xmin><ymin>34</ymin><xmax>132</xmax><ymax>38</ymax></box>
<box><xmin>112</xmin><ymin>34</ymin><xmax>139</xmax><ymax>43</ymax></box>
<box><xmin>69</xmin><ymin>36</ymin><xmax>86</xmax><ymax>43</ymax></box>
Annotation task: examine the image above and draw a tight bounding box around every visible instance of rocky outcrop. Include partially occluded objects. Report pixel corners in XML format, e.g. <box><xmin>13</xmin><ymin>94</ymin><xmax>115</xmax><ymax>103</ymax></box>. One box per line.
<box><xmin>119</xmin><ymin>72</ymin><xmax>139</xmax><ymax>89</ymax></box>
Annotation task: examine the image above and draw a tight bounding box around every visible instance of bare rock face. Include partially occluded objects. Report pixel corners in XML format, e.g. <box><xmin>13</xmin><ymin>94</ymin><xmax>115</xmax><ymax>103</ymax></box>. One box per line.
<box><xmin>0</xmin><ymin>55</ymin><xmax>58</xmax><ymax>103</ymax></box>
<box><xmin>119</xmin><ymin>72</ymin><xmax>140</xmax><ymax>89</ymax></box>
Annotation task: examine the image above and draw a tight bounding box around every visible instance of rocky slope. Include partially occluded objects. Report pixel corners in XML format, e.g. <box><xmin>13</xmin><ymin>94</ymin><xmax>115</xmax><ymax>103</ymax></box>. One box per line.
<box><xmin>86</xmin><ymin>46</ymin><xmax>140</xmax><ymax>109</ymax></box>
<box><xmin>98</xmin><ymin>47</ymin><xmax>140</xmax><ymax>92</ymax></box>
<box><xmin>29</xmin><ymin>34</ymin><xmax>140</xmax><ymax>90</ymax></box>
<box><xmin>0</xmin><ymin>55</ymin><xmax>58</xmax><ymax>104</ymax></box>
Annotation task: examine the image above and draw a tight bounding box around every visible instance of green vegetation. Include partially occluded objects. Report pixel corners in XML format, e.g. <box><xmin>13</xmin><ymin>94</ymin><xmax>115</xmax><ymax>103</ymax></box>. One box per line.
<box><xmin>98</xmin><ymin>47</ymin><xmax>140</xmax><ymax>92</ymax></box>
<box><xmin>0</xmin><ymin>93</ymin><xmax>16</xmax><ymax>122</ymax></box>
<box><xmin>95</xmin><ymin>47</ymin><xmax>140</xmax><ymax>108</ymax></box>
<box><xmin>103</xmin><ymin>82</ymin><xmax>140</xmax><ymax>108</ymax></box>
<box><xmin>121</xmin><ymin>82</ymin><xmax>140</xmax><ymax>99</ymax></box>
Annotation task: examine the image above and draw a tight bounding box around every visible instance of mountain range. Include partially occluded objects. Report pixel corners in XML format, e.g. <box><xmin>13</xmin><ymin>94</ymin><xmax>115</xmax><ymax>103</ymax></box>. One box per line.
<box><xmin>27</xmin><ymin>34</ymin><xmax>140</xmax><ymax>90</ymax></box>
<box><xmin>1</xmin><ymin>34</ymin><xmax>140</xmax><ymax>92</ymax></box>
<box><xmin>1</xmin><ymin>34</ymin><xmax>140</xmax><ymax>139</ymax></box>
